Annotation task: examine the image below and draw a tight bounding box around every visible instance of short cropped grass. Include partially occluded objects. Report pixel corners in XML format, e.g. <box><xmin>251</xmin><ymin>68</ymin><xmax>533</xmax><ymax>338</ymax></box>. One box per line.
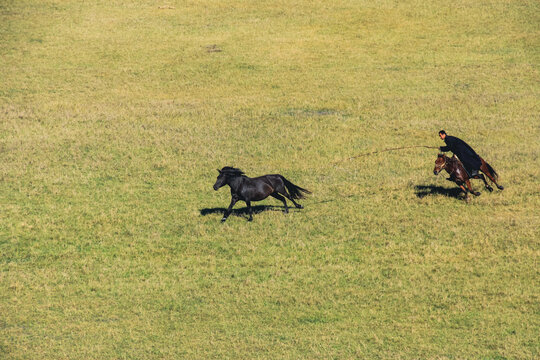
<box><xmin>1</xmin><ymin>0</ymin><xmax>539</xmax><ymax>358</ymax></box>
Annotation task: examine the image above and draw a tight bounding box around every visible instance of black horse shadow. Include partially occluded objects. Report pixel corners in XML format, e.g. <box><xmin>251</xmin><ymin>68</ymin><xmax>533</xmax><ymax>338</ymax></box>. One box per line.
<box><xmin>414</xmin><ymin>184</ymin><xmax>463</xmax><ymax>199</ymax></box>
<box><xmin>200</xmin><ymin>205</ymin><xmax>287</xmax><ymax>219</ymax></box>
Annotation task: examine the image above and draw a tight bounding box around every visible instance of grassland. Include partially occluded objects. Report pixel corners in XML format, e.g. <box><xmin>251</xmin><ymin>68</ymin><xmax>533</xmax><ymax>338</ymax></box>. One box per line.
<box><xmin>1</xmin><ymin>0</ymin><xmax>539</xmax><ymax>358</ymax></box>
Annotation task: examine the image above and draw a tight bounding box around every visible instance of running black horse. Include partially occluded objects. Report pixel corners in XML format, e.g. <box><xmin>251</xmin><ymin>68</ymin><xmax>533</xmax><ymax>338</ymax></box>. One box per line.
<box><xmin>213</xmin><ymin>167</ymin><xmax>311</xmax><ymax>222</ymax></box>
<box><xmin>433</xmin><ymin>153</ymin><xmax>503</xmax><ymax>201</ymax></box>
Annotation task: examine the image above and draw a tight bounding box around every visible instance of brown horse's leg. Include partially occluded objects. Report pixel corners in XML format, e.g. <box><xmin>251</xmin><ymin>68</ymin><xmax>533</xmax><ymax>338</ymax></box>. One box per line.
<box><xmin>480</xmin><ymin>161</ymin><xmax>504</xmax><ymax>190</ymax></box>
<box><xmin>475</xmin><ymin>173</ymin><xmax>493</xmax><ymax>192</ymax></box>
<box><xmin>465</xmin><ymin>179</ymin><xmax>481</xmax><ymax>196</ymax></box>
<box><xmin>458</xmin><ymin>184</ymin><xmax>469</xmax><ymax>202</ymax></box>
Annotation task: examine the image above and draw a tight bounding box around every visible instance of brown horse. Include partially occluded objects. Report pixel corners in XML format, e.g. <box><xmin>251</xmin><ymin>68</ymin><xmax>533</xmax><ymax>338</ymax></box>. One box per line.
<box><xmin>433</xmin><ymin>154</ymin><xmax>503</xmax><ymax>201</ymax></box>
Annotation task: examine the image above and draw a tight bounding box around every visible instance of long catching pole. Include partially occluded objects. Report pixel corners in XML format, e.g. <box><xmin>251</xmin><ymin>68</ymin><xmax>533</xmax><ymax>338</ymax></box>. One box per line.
<box><xmin>331</xmin><ymin>145</ymin><xmax>439</xmax><ymax>166</ymax></box>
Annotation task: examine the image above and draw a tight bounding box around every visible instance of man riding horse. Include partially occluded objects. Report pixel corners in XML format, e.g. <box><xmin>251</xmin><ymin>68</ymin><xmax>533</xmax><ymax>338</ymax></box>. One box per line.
<box><xmin>434</xmin><ymin>130</ymin><xmax>504</xmax><ymax>200</ymax></box>
<box><xmin>438</xmin><ymin>130</ymin><xmax>482</xmax><ymax>178</ymax></box>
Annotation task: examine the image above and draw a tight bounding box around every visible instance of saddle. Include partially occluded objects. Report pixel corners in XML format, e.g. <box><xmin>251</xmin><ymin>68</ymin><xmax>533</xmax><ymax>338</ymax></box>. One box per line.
<box><xmin>451</xmin><ymin>155</ymin><xmax>478</xmax><ymax>178</ymax></box>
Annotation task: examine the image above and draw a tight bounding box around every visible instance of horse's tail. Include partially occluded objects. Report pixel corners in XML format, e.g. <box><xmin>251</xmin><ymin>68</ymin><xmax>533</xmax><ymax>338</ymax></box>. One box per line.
<box><xmin>280</xmin><ymin>176</ymin><xmax>311</xmax><ymax>199</ymax></box>
<box><xmin>482</xmin><ymin>158</ymin><xmax>498</xmax><ymax>180</ymax></box>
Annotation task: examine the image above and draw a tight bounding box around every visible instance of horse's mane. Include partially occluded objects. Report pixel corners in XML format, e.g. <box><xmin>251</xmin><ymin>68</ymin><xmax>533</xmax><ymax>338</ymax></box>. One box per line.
<box><xmin>438</xmin><ymin>153</ymin><xmax>465</xmax><ymax>171</ymax></box>
<box><xmin>439</xmin><ymin>153</ymin><xmax>458</xmax><ymax>163</ymax></box>
<box><xmin>220</xmin><ymin>166</ymin><xmax>245</xmax><ymax>177</ymax></box>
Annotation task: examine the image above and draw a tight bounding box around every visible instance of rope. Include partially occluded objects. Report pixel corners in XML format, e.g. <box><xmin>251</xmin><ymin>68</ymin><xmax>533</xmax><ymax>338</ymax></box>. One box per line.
<box><xmin>331</xmin><ymin>145</ymin><xmax>439</xmax><ymax>166</ymax></box>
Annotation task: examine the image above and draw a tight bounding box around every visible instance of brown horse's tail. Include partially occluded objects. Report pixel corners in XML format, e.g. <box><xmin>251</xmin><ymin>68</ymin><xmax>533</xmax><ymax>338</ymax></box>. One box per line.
<box><xmin>482</xmin><ymin>158</ymin><xmax>498</xmax><ymax>180</ymax></box>
<box><xmin>280</xmin><ymin>176</ymin><xmax>311</xmax><ymax>199</ymax></box>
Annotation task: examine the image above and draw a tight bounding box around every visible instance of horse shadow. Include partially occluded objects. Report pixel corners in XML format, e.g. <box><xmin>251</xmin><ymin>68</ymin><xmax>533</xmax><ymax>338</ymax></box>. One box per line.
<box><xmin>414</xmin><ymin>184</ymin><xmax>463</xmax><ymax>199</ymax></box>
<box><xmin>200</xmin><ymin>205</ymin><xmax>286</xmax><ymax>219</ymax></box>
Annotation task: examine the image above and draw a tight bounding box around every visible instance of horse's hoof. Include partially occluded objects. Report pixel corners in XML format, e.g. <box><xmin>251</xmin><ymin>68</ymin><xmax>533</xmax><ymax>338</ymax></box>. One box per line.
<box><xmin>295</xmin><ymin>204</ymin><xmax>303</xmax><ymax>209</ymax></box>
<box><xmin>247</xmin><ymin>218</ymin><xmax>253</xmax><ymax>222</ymax></box>
<box><xmin>221</xmin><ymin>218</ymin><xmax>227</xmax><ymax>222</ymax></box>
<box><xmin>487</xmin><ymin>186</ymin><xmax>493</xmax><ymax>192</ymax></box>
<box><xmin>474</xmin><ymin>192</ymin><xmax>481</xmax><ymax>196</ymax></box>
<box><xmin>497</xmin><ymin>185</ymin><xmax>504</xmax><ymax>190</ymax></box>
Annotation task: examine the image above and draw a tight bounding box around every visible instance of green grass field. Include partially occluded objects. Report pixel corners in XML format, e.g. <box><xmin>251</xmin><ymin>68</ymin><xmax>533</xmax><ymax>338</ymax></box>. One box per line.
<box><xmin>1</xmin><ymin>0</ymin><xmax>539</xmax><ymax>358</ymax></box>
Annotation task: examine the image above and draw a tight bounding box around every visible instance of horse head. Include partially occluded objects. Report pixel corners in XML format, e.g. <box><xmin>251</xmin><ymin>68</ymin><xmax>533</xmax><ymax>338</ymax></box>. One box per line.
<box><xmin>433</xmin><ymin>153</ymin><xmax>447</xmax><ymax>175</ymax></box>
<box><xmin>213</xmin><ymin>167</ymin><xmax>245</xmax><ymax>190</ymax></box>
<box><xmin>213</xmin><ymin>168</ymin><xmax>227</xmax><ymax>190</ymax></box>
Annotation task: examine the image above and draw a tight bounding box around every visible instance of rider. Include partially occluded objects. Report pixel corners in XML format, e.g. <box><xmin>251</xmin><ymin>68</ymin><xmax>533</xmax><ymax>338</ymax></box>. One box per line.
<box><xmin>438</xmin><ymin>130</ymin><xmax>482</xmax><ymax>177</ymax></box>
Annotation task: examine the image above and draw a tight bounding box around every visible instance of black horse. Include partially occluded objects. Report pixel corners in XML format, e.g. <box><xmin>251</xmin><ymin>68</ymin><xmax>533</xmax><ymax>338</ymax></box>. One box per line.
<box><xmin>213</xmin><ymin>167</ymin><xmax>311</xmax><ymax>222</ymax></box>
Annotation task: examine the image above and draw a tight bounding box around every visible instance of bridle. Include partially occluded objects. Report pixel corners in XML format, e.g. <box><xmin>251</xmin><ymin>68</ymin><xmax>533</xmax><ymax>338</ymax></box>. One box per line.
<box><xmin>436</xmin><ymin>155</ymin><xmax>456</xmax><ymax>177</ymax></box>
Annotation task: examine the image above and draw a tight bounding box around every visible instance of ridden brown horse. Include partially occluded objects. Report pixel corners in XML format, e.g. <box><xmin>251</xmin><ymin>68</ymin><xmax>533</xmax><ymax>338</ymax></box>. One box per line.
<box><xmin>213</xmin><ymin>167</ymin><xmax>311</xmax><ymax>222</ymax></box>
<box><xmin>433</xmin><ymin>154</ymin><xmax>504</xmax><ymax>201</ymax></box>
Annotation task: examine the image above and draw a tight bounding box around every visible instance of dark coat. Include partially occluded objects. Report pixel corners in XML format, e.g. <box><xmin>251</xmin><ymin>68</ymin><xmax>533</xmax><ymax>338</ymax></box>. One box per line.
<box><xmin>440</xmin><ymin>135</ymin><xmax>482</xmax><ymax>174</ymax></box>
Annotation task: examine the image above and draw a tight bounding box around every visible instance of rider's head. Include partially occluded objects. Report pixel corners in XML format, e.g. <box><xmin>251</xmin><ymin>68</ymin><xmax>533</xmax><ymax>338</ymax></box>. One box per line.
<box><xmin>438</xmin><ymin>130</ymin><xmax>447</xmax><ymax>140</ymax></box>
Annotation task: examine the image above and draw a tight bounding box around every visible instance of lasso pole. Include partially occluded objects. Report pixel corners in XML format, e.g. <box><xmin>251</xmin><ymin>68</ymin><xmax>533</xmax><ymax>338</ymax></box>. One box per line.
<box><xmin>331</xmin><ymin>145</ymin><xmax>439</xmax><ymax>166</ymax></box>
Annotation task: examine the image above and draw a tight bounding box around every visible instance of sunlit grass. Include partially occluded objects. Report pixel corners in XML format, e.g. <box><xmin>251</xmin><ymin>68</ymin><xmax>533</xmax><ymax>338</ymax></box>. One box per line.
<box><xmin>1</xmin><ymin>0</ymin><xmax>539</xmax><ymax>358</ymax></box>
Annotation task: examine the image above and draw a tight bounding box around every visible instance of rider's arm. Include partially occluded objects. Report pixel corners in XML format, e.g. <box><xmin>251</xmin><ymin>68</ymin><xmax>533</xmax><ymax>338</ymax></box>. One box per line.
<box><xmin>439</xmin><ymin>145</ymin><xmax>450</xmax><ymax>152</ymax></box>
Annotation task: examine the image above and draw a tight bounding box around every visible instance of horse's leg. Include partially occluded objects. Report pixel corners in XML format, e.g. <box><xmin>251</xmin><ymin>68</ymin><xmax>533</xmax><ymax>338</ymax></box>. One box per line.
<box><xmin>221</xmin><ymin>195</ymin><xmax>238</xmax><ymax>222</ymax></box>
<box><xmin>481</xmin><ymin>162</ymin><xmax>504</xmax><ymax>190</ymax></box>
<box><xmin>246</xmin><ymin>201</ymin><xmax>253</xmax><ymax>222</ymax></box>
<box><xmin>465</xmin><ymin>179</ymin><xmax>481</xmax><ymax>196</ymax></box>
<box><xmin>274</xmin><ymin>183</ymin><xmax>303</xmax><ymax>209</ymax></box>
<box><xmin>485</xmin><ymin>171</ymin><xmax>505</xmax><ymax>189</ymax></box>
<box><xmin>272</xmin><ymin>181</ymin><xmax>300</xmax><ymax>209</ymax></box>
<box><xmin>284</xmin><ymin>193</ymin><xmax>303</xmax><ymax>209</ymax></box>
<box><xmin>270</xmin><ymin>193</ymin><xmax>289</xmax><ymax>213</ymax></box>
<box><xmin>475</xmin><ymin>173</ymin><xmax>493</xmax><ymax>192</ymax></box>
<box><xmin>458</xmin><ymin>184</ymin><xmax>470</xmax><ymax>202</ymax></box>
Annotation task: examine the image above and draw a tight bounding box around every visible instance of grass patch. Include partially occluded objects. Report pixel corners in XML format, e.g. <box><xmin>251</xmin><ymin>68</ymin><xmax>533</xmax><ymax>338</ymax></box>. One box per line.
<box><xmin>1</xmin><ymin>0</ymin><xmax>539</xmax><ymax>358</ymax></box>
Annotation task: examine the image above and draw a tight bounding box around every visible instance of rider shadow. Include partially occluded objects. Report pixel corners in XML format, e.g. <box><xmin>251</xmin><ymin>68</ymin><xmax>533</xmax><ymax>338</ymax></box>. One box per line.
<box><xmin>200</xmin><ymin>205</ymin><xmax>286</xmax><ymax>219</ymax></box>
<box><xmin>414</xmin><ymin>184</ymin><xmax>463</xmax><ymax>199</ymax></box>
